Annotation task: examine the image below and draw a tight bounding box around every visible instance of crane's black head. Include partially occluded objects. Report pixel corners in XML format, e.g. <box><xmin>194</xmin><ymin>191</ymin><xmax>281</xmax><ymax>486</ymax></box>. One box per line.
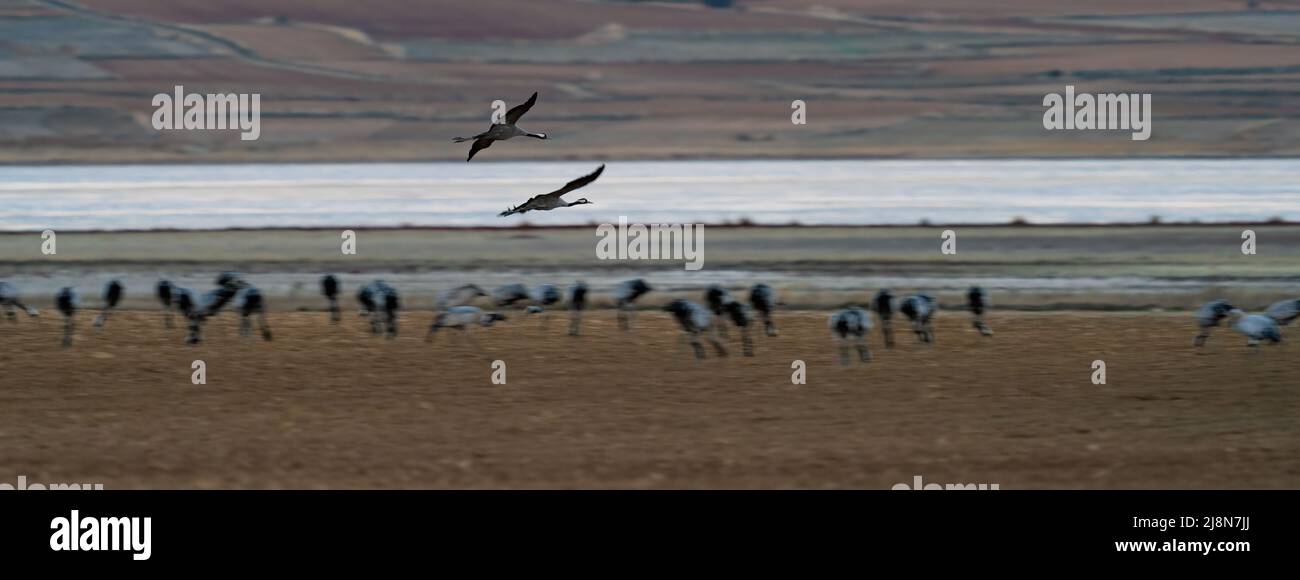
<box><xmin>1213</xmin><ymin>301</ymin><xmax>1236</xmax><ymax>316</ymax></box>
<box><xmin>568</xmin><ymin>198</ymin><xmax>592</xmax><ymax>207</ymax></box>
<box><xmin>663</xmin><ymin>299</ymin><xmax>690</xmax><ymax>314</ymax></box>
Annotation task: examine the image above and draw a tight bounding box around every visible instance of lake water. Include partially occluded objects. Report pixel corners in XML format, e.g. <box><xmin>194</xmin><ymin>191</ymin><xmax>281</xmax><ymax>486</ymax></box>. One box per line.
<box><xmin>1</xmin><ymin>159</ymin><xmax>1296</xmax><ymax>231</ymax></box>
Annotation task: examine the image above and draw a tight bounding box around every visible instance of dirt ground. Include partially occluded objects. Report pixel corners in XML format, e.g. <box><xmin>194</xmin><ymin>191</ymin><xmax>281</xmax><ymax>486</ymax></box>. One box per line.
<box><xmin>0</xmin><ymin>309</ymin><xmax>1295</xmax><ymax>489</ymax></box>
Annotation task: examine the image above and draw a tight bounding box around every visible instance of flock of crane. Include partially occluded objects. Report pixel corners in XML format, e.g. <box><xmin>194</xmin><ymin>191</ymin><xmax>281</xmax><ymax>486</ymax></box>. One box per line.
<box><xmin>2</xmin><ymin>275</ymin><xmax>1297</xmax><ymax>359</ymax></box>
<box><xmin>0</xmin><ymin>274</ymin><xmax>998</xmax><ymax>363</ymax></box>
<box><xmin>1194</xmin><ymin>298</ymin><xmax>1299</xmax><ymax>349</ymax></box>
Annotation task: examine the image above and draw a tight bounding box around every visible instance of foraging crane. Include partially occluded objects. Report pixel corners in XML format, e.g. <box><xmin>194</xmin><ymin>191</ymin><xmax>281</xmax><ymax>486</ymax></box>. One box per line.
<box><xmin>900</xmin><ymin>293</ymin><xmax>937</xmax><ymax>344</ymax></box>
<box><xmin>1193</xmin><ymin>299</ymin><xmax>1237</xmax><ymax>347</ymax></box>
<box><xmin>721</xmin><ymin>299</ymin><xmax>754</xmax><ymax>357</ymax></box>
<box><xmin>568</xmin><ymin>281</ymin><xmax>588</xmax><ymax>336</ymax></box>
<box><xmin>360</xmin><ymin>280</ymin><xmax>400</xmax><ymax>338</ymax></box>
<box><xmin>705</xmin><ymin>284</ymin><xmax>733</xmax><ymax>339</ymax></box>
<box><xmin>357</xmin><ymin>283</ymin><xmax>377</xmax><ymax>317</ymax></box>
<box><xmin>92</xmin><ymin>279</ymin><xmax>124</xmax><ymax>328</ymax></box>
<box><xmin>321</xmin><ymin>274</ymin><xmax>341</xmax><ymax>323</ymax></box>
<box><xmin>177</xmin><ymin>273</ymin><xmax>248</xmax><ymax>344</ymax></box>
<box><xmin>664</xmin><ymin>299</ymin><xmax>727</xmax><ymax>359</ymax></box>
<box><xmin>453</xmin><ymin>91</ymin><xmax>548</xmax><ymax>161</ymax></box>
<box><xmin>425</xmin><ymin>305</ymin><xmax>507</xmax><ymax>346</ymax></box>
<box><xmin>614</xmin><ymin>278</ymin><xmax>653</xmax><ymax>330</ymax></box>
<box><xmin>528</xmin><ymin>283</ymin><xmax>563</xmax><ymax>327</ymax></box>
<box><xmin>174</xmin><ymin>287</ymin><xmax>196</xmax><ymax>320</ymax></box>
<box><xmin>967</xmin><ymin>285</ymin><xmax>992</xmax><ymax>336</ymax></box>
<box><xmin>1264</xmin><ymin>298</ymin><xmax>1300</xmax><ymax>326</ymax></box>
<box><xmin>436</xmin><ymin>284</ymin><xmax>488</xmax><ymax>311</ymax></box>
<box><xmin>237</xmin><ymin>286</ymin><xmax>273</xmax><ymax>341</ymax></box>
<box><xmin>202</xmin><ymin>272</ymin><xmax>245</xmax><ymax>317</ymax></box>
<box><xmin>749</xmin><ymin>283</ymin><xmax>780</xmax><ymax>337</ymax></box>
<box><xmin>498</xmin><ymin>165</ymin><xmax>602</xmax><ymax>217</ymax></box>
<box><xmin>829</xmin><ymin>307</ymin><xmax>873</xmax><ymax>365</ymax></box>
<box><xmin>156</xmin><ymin>280</ymin><xmax>174</xmax><ymax>328</ymax></box>
<box><xmin>173</xmin><ymin>287</ymin><xmax>202</xmax><ymax>344</ymax></box>
<box><xmin>491</xmin><ymin>283</ymin><xmax>531</xmax><ymax>308</ymax></box>
<box><xmin>533</xmin><ymin>284</ymin><xmax>562</xmax><ymax>308</ymax></box>
<box><xmin>873</xmin><ymin>289</ymin><xmax>895</xmax><ymax>348</ymax></box>
<box><xmin>55</xmin><ymin>287</ymin><xmax>78</xmax><ymax>347</ymax></box>
<box><xmin>0</xmin><ymin>281</ymin><xmax>39</xmax><ymax>321</ymax></box>
<box><xmin>1231</xmin><ymin>310</ymin><xmax>1282</xmax><ymax>349</ymax></box>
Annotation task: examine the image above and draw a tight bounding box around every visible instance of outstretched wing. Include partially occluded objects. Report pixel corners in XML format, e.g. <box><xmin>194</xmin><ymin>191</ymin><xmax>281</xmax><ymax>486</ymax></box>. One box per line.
<box><xmin>466</xmin><ymin>137</ymin><xmax>493</xmax><ymax>161</ymax></box>
<box><xmin>543</xmin><ymin>164</ymin><xmax>605</xmax><ymax>197</ymax></box>
<box><xmin>505</xmin><ymin>92</ymin><xmax>538</xmax><ymax>125</ymax></box>
<box><xmin>499</xmin><ymin>165</ymin><xmax>604</xmax><ymax>217</ymax></box>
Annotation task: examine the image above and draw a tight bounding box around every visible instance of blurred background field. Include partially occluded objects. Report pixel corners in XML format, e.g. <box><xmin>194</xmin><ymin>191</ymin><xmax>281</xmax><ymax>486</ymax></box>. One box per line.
<box><xmin>1</xmin><ymin>0</ymin><xmax>1299</xmax><ymax>162</ymax></box>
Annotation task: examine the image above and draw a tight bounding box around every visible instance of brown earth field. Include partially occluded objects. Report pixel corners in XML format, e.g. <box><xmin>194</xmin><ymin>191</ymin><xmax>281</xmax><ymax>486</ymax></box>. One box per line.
<box><xmin>0</xmin><ymin>310</ymin><xmax>1296</xmax><ymax>489</ymax></box>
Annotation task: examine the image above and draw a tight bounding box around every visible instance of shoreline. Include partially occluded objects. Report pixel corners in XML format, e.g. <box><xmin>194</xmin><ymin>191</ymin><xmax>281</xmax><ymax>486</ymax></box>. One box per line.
<box><xmin>4</xmin><ymin>154</ymin><xmax>1300</xmax><ymax>168</ymax></box>
<box><xmin>2</xmin><ymin>220</ymin><xmax>1298</xmax><ymax>235</ymax></box>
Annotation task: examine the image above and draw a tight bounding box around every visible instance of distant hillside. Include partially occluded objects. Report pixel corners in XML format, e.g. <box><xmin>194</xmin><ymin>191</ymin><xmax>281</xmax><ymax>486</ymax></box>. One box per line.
<box><xmin>1</xmin><ymin>0</ymin><xmax>1298</xmax><ymax>163</ymax></box>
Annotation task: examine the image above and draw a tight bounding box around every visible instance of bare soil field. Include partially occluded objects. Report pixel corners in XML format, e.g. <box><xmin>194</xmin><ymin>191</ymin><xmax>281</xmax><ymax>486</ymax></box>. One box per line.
<box><xmin>0</xmin><ymin>310</ymin><xmax>1296</xmax><ymax>489</ymax></box>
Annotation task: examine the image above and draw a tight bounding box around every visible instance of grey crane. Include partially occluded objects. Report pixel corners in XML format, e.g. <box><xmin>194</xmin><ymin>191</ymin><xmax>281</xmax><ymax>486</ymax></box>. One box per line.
<box><xmin>664</xmin><ymin>299</ymin><xmax>727</xmax><ymax>360</ymax></box>
<box><xmin>900</xmin><ymin>293</ymin><xmax>937</xmax><ymax>344</ymax></box>
<box><xmin>498</xmin><ymin>165</ymin><xmax>602</xmax><ymax>217</ymax></box>
<box><xmin>453</xmin><ymin>91</ymin><xmax>548</xmax><ymax>161</ymax></box>
<box><xmin>1264</xmin><ymin>298</ymin><xmax>1300</xmax><ymax>326</ymax></box>
<box><xmin>721</xmin><ymin>299</ymin><xmax>754</xmax><ymax>357</ymax></box>
<box><xmin>358</xmin><ymin>280</ymin><xmax>400</xmax><ymax>338</ymax></box>
<box><xmin>238</xmin><ymin>286</ymin><xmax>273</xmax><ymax>341</ymax></box>
<box><xmin>321</xmin><ymin>274</ymin><xmax>341</xmax><ymax>324</ymax></box>
<box><xmin>1232</xmin><ymin>310</ymin><xmax>1282</xmax><ymax>350</ymax></box>
<box><xmin>0</xmin><ymin>281</ymin><xmax>39</xmax><ymax>321</ymax></box>
<box><xmin>967</xmin><ymin>285</ymin><xmax>993</xmax><ymax>336</ymax></box>
<box><xmin>705</xmin><ymin>284</ymin><xmax>733</xmax><ymax>339</ymax></box>
<box><xmin>829</xmin><ymin>307</ymin><xmax>873</xmax><ymax>365</ymax></box>
<box><xmin>568</xmin><ymin>281</ymin><xmax>588</xmax><ymax>336</ymax></box>
<box><xmin>425</xmin><ymin>305</ymin><xmax>507</xmax><ymax>347</ymax></box>
<box><xmin>55</xmin><ymin>287</ymin><xmax>78</xmax><ymax>347</ymax></box>
<box><xmin>436</xmin><ymin>284</ymin><xmax>488</xmax><ymax>311</ymax></box>
<box><xmin>1193</xmin><ymin>299</ymin><xmax>1237</xmax><ymax>347</ymax></box>
<box><xmin>749</xmin><ymin>283</ymin><xmax>780</xmax><ymax>337</ymax></box>
<box><xmin>92</xmin><ymin>279</ymin><xmax>124</xmax><ymax>328</ymax></box>
<box><xmin>156</xmin><ymin>280</ymin><xmax>175</xmax><ymax>328</ymax></box>
<box><xmin>873</xmin><ymin>289</ymin><xmax>895</xmax><ymax>348</ymax></box>
<box><xmin>614</xmin><ymin>278</ymin><xmax>653</xmax><ymax>331</ymax></box>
